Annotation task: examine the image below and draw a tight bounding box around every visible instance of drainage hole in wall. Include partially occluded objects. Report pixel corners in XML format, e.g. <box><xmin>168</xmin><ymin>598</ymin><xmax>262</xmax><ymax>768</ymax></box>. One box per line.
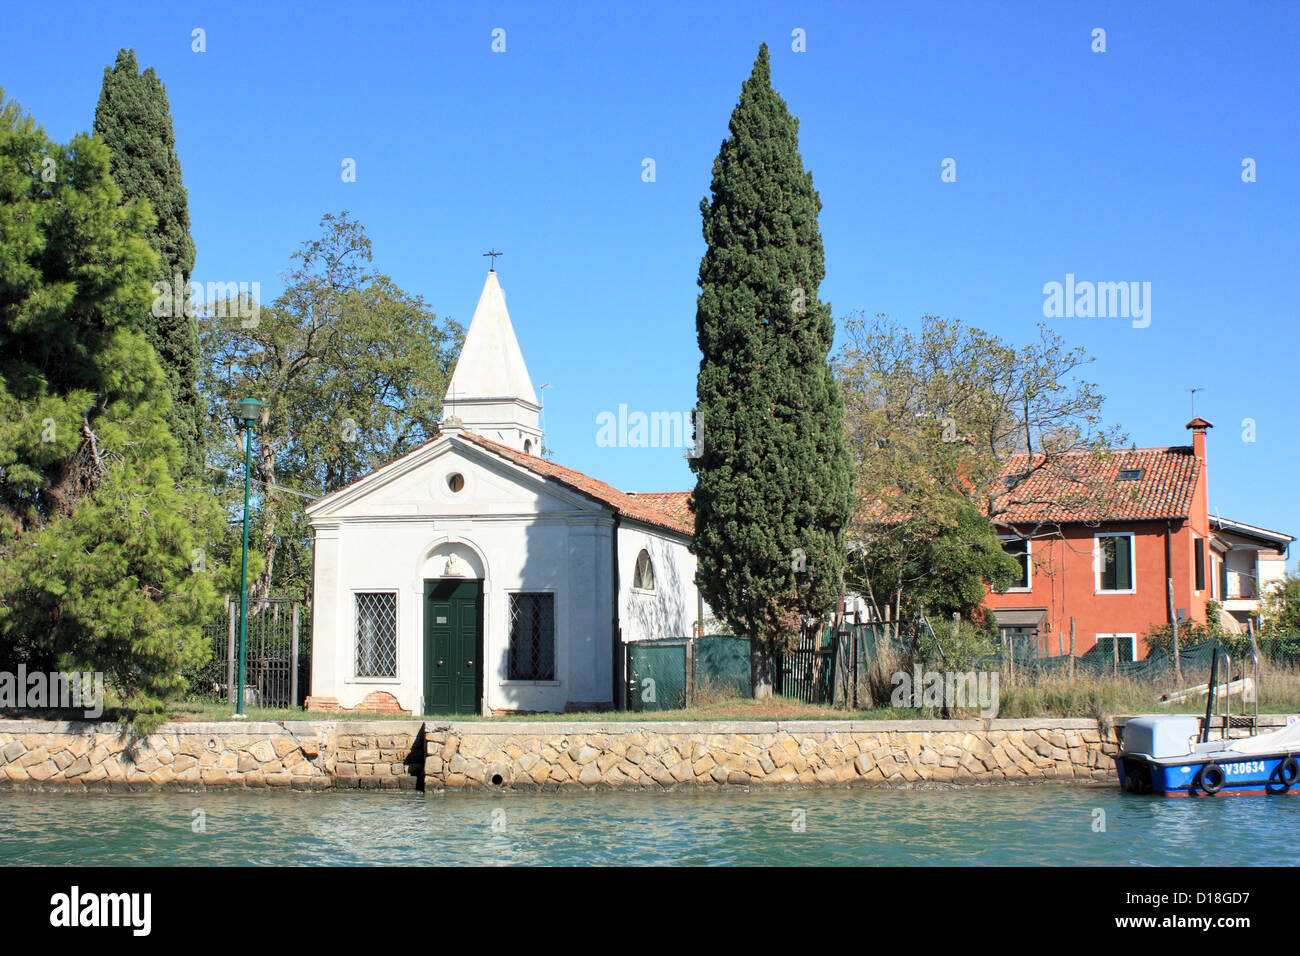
<box><xmin>491</xmin><ymin>774</ymin><xmax>504</xmax><ymax>786</ymax></box>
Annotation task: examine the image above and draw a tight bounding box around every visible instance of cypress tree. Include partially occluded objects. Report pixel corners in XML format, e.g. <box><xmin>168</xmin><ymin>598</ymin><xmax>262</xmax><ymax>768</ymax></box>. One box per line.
<box><xmin>689</xmin><ymin>44</ymin><xmax>854</xmax><ymax>693</ymax></box>
<box><xmin>94</xmin><ymin>49</ymin><xmax>203</xmax><ymax>479</ymax></box>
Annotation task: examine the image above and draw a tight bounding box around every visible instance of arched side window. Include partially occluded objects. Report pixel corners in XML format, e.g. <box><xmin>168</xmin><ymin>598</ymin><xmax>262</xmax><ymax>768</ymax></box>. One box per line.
<box><xmin>632</xmin><ymin>549</ymin><xmax>655</xmax><ymax>591</ymax></box>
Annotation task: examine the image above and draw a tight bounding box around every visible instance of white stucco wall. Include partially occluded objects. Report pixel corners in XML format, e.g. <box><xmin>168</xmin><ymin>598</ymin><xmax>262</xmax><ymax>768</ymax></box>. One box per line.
<box><xmin>618</xmin><ymin>523</ymin><xmax>700</xmax><ymax>644</ymax></box>
<box><xmin>307</xmin><ymin>437</ymin><xmax>621</xmax><ymax>714</ymax></box>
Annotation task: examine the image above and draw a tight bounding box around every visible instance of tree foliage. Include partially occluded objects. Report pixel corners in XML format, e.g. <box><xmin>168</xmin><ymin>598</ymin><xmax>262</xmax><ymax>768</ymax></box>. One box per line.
<box><xmin>1260</xmin><ymin>573</ymin><xmax>1300</xmax><ymax>636</ymax></box>
<box><xmin>839</xmin><ymin>313</ymin><xmax>1125</xmax><ymax>530</ymax></box>
<box><xmin>94</xmin><ymin>49</ymin><xmax>203</xmax><ymax>479</ymax></box>
<box><xmin>849</xmin><ymin>498</ymin><xmax>1021</xmax><ymax>647</ymax></box>
<box><xmin>689</xmin><ymin>45</ymin><xmax>854</xmax><ymax>678</ymax></box>
<box><xmin>199</xmin><ymin>212</ymin><xmax>462</xmax><ymax>599</ymax></box>
<box><xmin>0</xmin><ymin>91</ymin><xmax>225</xmax><ymax>719</ymax></box>
<box><xmin>837</xmin><ymin>312</ymin><xmax>1124</xmax><ymax>652</ymax></box>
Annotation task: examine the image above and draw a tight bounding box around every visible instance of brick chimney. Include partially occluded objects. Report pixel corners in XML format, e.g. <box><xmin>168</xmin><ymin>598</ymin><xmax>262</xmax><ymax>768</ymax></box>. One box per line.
<box><xmin>1186</xmin><ymin>417</ymin><xmax>1213</xmax><ymax>519</ymax></box>
<box><xmin>1185</xmin><ymin>417</ymin><xmax>1212</xmax><ymax>462</ymax></box>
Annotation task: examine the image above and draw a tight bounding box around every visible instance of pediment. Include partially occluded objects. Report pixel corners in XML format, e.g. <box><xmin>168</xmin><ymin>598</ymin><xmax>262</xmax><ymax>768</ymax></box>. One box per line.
<box><xmin>307</xmin><ymin>436</ymin><xmax>598</xmax><ymax>521</ymax></box>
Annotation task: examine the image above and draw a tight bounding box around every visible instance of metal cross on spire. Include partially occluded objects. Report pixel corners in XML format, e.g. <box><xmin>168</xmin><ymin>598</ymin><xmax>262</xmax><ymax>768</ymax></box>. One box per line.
<box><xmin>483</xmin><ymin>248</ymin><xmax>503</xmax><ymax>271</ymax></box>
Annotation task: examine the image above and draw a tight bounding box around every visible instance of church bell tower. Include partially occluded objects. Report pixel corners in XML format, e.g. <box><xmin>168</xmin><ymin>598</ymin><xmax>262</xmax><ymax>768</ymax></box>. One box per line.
<box><xmin>441</xmin><ymin>269</ymin><xmax>543</xmax><ymax>455</ymax></box>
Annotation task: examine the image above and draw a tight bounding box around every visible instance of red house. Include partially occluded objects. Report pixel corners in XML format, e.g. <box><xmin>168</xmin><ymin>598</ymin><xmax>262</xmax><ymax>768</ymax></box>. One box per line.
<box><xmin>983</xmin><ymin>419</ymin><xmax>1291</xmax><ymax>661</ymax></box>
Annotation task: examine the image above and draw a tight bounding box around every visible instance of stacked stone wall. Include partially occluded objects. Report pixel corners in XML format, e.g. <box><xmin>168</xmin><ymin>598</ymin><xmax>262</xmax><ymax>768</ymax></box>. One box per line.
<box><xmin>4</xmin><ymin>715</ymin><xmax>1286</xmax><ymax>791</ymax></box>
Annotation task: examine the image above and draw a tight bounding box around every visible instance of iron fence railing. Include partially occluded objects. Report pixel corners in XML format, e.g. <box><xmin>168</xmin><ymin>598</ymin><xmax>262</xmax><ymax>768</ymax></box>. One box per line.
<box><xmin>194</xmin><ymin>596</ymin><xmax>309</xmax><ymax>708</ymax></box>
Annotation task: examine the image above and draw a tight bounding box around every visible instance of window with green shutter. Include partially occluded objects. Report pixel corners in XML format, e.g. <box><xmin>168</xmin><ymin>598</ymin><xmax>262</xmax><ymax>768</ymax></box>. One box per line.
<box><xmin>1098</xmin><ymin>534</ymin><xmax>1134</xmax><ymax>592</ymax></box>
<box><xmin>1219</xmin><ymin>558</ymin><xmax>1229</xmax><ymax>600</ymax></box>
<box><xmin>1194</xmin><ymin>538</ymin><xmax>1205</xmax><ymax>591</ymax></box>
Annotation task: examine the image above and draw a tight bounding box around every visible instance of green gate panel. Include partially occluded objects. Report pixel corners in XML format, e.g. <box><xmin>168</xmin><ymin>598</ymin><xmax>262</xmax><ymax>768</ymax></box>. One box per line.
<box><xmin>627</xmin><ymin>641</ymin><xmax>688</xmax><ymax>712</ymax></box>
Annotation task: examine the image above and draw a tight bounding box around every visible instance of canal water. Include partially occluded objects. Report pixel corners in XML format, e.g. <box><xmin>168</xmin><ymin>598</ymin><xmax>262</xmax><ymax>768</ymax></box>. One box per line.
<box><xmin>2</xmin><ymin>784</ymin><xmax>1296</xmax><ymax>865</ymax></box>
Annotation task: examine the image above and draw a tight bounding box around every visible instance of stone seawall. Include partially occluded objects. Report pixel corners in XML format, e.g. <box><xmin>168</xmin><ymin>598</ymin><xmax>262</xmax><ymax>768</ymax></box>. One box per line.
<box><xmin>422</xmin><ymin>719</ymin><xmax>1125</xmax><ymax>788</ymax></box>
<box><xmin>0</xmin><ymin>716</ymin><xmax>1199</xmax><ymax>790</ymax></box>
<box><xmin>0</xmin><ymin>721</ymin><xmax>338</xmax><ymax>790</ymax></box>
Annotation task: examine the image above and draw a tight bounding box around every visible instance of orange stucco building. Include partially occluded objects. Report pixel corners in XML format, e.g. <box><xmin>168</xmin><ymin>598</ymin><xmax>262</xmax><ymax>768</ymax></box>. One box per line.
<box><xmin>983</xmin><ymin>419</ymin><xmax>1290</xmax><ymax>661</ymax></box>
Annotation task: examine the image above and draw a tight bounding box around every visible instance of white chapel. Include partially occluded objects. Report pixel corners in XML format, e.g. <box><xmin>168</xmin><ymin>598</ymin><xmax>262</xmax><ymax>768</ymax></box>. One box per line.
<box><xmin>305</xmin><ymin>269</ymin><xmax>703</xmax><ymax>716</ymax></box>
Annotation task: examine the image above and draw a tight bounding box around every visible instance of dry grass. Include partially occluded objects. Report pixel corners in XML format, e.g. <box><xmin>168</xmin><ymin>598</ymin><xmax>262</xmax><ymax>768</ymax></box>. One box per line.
<box><xmin>995</xmin><ymin>663</ymin><xmax>1300</xmax><ymax>720</ymax></box>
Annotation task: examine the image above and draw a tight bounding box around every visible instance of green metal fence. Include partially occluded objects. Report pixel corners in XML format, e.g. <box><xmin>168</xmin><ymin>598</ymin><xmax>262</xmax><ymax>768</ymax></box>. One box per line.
<box><xmin>629</xmin><ymin>628</ymin><xmax>1300</xmax><ymax>712</ymax></box>
<box><xmin>693</xmin><ymin>635</ymin><xmax>751</xmax><ymax>701</ymax></box>
<box><xmin>626</xmin><ymin>635</ymin><xmax>753</xmax><ymax>711</ymax></box>
<box><xmin>627</xmin><ymin>639</ymin><xmax>689</xmax><ymax>712</ymax></box>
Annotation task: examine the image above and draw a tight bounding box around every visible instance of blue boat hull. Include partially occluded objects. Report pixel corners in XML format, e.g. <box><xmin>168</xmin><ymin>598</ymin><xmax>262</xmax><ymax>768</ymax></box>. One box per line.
<box><xmin>1116</xmin><ymin>753</ymin><xmax>1300</xmax><ymax>796</ymax></box>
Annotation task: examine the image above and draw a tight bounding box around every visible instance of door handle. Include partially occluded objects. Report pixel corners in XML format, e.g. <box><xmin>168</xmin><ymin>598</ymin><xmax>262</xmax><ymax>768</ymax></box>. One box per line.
<box><xmin>467</xmin><ymin>660</ymin><xmax>473</xmax><ymax>667</ymax></box>
<box><xmin>438</xmin><ymin>660</ymin><xmax>444</xmax><ymax>667</ymax></box>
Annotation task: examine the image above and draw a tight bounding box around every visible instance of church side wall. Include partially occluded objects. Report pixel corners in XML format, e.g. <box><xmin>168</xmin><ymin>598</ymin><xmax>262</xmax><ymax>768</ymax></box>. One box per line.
<box><xmin>619</xmin><ymin>525</ymin><xmax>699</xmax><ymax>643</ymax></box>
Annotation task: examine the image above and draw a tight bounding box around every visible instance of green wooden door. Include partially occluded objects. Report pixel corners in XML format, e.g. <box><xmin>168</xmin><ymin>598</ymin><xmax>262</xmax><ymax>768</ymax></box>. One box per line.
<box><xmin>423</xmin><ymin>579</ymin><xmax>482</xmax><ymax>715</ymax></box>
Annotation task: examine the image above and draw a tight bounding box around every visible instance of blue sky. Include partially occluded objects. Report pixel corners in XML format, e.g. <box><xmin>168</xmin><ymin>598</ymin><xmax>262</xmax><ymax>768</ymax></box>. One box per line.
<box><xmin>5</xmin><ymin>1</ymin><xmax>1298</xmax><ymax>566</ymax></box>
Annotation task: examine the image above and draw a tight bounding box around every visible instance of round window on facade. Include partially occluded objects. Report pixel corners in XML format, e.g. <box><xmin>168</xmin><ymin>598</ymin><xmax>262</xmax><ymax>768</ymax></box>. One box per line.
<box><xmin>447</xmin><ymin>472</ymin><xmax>465</xmax><ymax>493</ymax></box>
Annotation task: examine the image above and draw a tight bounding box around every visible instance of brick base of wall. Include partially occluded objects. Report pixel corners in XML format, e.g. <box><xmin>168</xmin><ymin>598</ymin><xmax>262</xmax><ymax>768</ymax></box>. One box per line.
<box><xmin>305</xmin><ymin>692</ymin><xmax>410</xmax><ymax>715</ymax></box>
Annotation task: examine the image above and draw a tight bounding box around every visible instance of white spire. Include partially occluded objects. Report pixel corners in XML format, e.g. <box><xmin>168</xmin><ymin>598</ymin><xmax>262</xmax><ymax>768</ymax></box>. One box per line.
<box><xmin>442</xmin><ymin>270</ymin><xmax>543</xmax><ymax>454</ymax></box>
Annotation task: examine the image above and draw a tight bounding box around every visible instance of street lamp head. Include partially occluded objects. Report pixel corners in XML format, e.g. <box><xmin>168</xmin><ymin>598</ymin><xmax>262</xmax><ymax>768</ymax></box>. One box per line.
<box><xmin>235</xmin><ymin>397</ymin><xmax>264</xmax><ymax>426</ymax></box>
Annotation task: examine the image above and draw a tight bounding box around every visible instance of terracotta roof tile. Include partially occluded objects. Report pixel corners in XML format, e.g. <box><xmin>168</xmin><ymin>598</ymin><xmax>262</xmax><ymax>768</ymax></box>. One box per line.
<box><xmin>457</xmin><ymin>432</ymin><xmax>694</xmax><ymax>536</ymax></box>
<box><xmin>630</xmin><ymin>492</ymin><xmax>695</xmax><ymax>530</ymax></box>
<box><xmin>992</xmin><ymin>446</ymin><xmax>1201</xmax><ymax>524</ymax></box>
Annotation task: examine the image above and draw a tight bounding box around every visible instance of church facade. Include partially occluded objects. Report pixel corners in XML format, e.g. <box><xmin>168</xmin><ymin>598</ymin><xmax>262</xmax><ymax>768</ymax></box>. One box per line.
<box><xmin>304</xmin><ymin>270</ymin><xmax>702</xmax><ymax>716</ymax></box>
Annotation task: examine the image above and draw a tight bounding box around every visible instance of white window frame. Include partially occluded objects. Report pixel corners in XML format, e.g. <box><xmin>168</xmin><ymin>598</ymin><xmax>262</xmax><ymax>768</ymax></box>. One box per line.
<box><xmin>1094</xmin><ymin>532</ymin><xmax>1136</xmax><ymax>595</ymax></box>
<box><xmin>351</xmin><ymin>589</ymin><xmax>399</xmax><ymax>683</ymax></box>
<box><xmin>1095</xmin><ymin>633</ymin><xmax>1138</xmax><ymax>662</ymax></box>
<box><xmin>997</xmin><ymin>534</ymin><xmax>1033</xmax><ymax>593</ymax></box>
<box><xmin>631</xmin><ymin>548</ymin><xmax>656</xmax><ymax>593</ymax></box>
<box><xmin>1192</xmin><ymin>535</ymin><xmax>1205</xmax><ymax>595</ymax></box>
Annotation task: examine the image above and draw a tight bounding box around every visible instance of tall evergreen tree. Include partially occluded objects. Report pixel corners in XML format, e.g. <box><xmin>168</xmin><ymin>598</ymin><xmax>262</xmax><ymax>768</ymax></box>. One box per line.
<box><xmin>0</xmin><ymin>90</ymin><xmax>226</xmax><ymax>725</ymax></box>
<box><xmin>689</xmin><ymin>45</ymin><xmax>854</xmax><ymax>692</ymax></box>
<box><xmin>94</xmin><ymin>49</ymin><xmax>203</xmax><ymax>479</ymax></box>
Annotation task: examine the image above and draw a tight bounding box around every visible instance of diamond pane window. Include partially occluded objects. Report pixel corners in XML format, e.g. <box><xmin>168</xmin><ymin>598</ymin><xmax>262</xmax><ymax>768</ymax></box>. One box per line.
<box><xmin>509</xmin><ymin>592</ymin><xmax>555</xmax><ymax>681</ymax></box>
<box><xmin>355</xmin><ymin>592</ymin><xmax>397</xmax><ymax>678</ymax></box>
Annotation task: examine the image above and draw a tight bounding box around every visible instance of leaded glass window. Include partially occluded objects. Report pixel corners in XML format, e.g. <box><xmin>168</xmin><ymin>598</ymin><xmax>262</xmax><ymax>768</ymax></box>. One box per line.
<box><xmin>508</xmin><ymin>592</ymin><xmax>555</xmax><ymax>681</ymax></box>
<box><xmin>355</xmin><ymin>592</ymin><xmax>397</xmax><ymax>678</ymax></box>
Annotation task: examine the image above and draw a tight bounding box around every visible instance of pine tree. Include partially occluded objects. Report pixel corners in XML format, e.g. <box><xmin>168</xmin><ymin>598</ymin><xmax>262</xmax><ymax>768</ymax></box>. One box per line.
<box><xmin>94</xmin><ymin>49</ymin><xmax>203</xmax><ymax>479</ymax></box>
<box><xmin>690</xmin><ymin>45</ymin><xmax>854</xmax><ymax>693</ymax></box>
<box><xmin>0</xmin><ymin>90</ymin><xmax>225</xmax><ymax>725</ymax></box>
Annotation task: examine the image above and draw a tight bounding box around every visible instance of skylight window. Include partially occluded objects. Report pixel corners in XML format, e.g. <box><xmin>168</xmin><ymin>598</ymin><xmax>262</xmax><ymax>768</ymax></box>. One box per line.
<box><xmin>1117</xmin><ymin>468</ymin><xmax>1144</xmax><ymax>481</ymax></box>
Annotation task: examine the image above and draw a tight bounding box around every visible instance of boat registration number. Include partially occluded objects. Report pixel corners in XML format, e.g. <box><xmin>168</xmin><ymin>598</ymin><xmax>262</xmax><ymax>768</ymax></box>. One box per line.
<box><xmin>1224</xmin><ymin>761</ymin><xmax>1266</xmax><ymax>776</ymax></box>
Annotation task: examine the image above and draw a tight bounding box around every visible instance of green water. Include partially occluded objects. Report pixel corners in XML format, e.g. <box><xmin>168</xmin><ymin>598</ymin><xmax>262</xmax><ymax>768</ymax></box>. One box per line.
<box><xmin>1</xmin><ymin>784</ymin><xmax>1296</xmax><ymax>865</ymax></box>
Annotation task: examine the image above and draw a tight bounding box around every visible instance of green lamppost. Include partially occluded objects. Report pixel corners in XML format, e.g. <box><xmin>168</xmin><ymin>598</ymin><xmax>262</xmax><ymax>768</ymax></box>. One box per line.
<box><xmin>233</xmin><ymin>397</ymin><xmax>264</xmax><ymax>719</ymax></box>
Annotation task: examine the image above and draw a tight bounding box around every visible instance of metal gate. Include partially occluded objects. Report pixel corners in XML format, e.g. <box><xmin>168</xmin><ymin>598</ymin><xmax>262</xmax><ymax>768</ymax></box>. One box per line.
<box><xmin>778</xmin><ymin>628</ymin><xmax>836</xmax><ymax>704</ymax></box>
<box><xmin>201</xmin><ymin>597</ymin><xmax>308</xmax><ymax>708</ymax></box>
<box><xmin>627</xmin><ymin>639</ymin><xmax>690</xmax><ymax>712</ymax></box>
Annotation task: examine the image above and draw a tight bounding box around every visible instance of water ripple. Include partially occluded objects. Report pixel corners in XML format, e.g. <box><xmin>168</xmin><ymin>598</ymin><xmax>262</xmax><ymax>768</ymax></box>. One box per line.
<box><xmin>1</xmin><ymin>784</ymin><xmax>1296</xmax><ymax>866</ymax></box>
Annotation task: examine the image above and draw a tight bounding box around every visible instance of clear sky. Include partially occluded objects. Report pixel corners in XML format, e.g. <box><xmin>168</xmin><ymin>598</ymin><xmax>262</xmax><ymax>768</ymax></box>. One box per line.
<box><xmin>5</xmin><ymin>1</ymin><xmax>1298</xmax><ymax>567</ymax></box>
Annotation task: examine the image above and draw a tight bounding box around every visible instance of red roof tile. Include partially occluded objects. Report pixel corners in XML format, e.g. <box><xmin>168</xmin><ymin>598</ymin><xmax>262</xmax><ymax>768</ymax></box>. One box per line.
<box><xmin>991</xmin><ymin>446</ymin><xmax>1201</xmax><ymax>524</ymax></box>
<box><xmin>630</xmin><ymin>492</ymin><xmax>695</xmax><ymax>530</ymax></box>
<box><xmin>457</xmin><ymin>432</ymin><xmax>694</xmax><ymax>536</ymax></box>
